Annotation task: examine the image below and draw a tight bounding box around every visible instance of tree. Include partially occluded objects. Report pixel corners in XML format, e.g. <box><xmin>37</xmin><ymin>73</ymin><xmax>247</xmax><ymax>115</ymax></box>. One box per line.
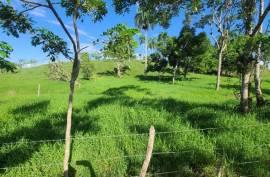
<box><xmin>254</xmin><ymin>0</ymin><xmax>265</xmax><ymax>106</ymax></box>
<box><xmin>1</xmin><ymin>1</ymin><xmax>107</xmax><ymax>176</ymax></box>
<box><xmin>48</xmin><ymin>61</ymin><xmax>70</xmax><ymax>81</ymax></box>
<box><xmin>168</xmin><ymin>26</ymin><xmax>211</xmax><ymax>83</ymax></box>
<box><xmin>238</xmin><ymin>0</ymin><xmax>270</xmax><ymax>113</ymax></box>
<box><xmin>147</xmin><ymin>52</ymin><xmax>168</xmax><ymax>79</ymax></box>
<box><xmin>0</xmin><ymin>41</ymin><xmax>16</xmax><ymax>72</ymax></box>
<box><xmin>81</xmin><ymin>52</ymin><xmax>95</xmax><ymax>80</ymax></box>
<box><xmin>153</xmin><ymin>32</ymin><xmax>177</xmax><ymax>83</ymax></box>
<box><xmin>102</xmin><ymin>24</ymin><xmax>138</xmax><ymax>77</ymax></box>
<box><xmin>196</xmin><ymin>0</ymin><xmax>238</xmax><ymax>91</ymax></box>
<box><xmin>0</xmin><ymin>1</ymin><xmax>32</xmax><ymax>72</ymax></box>
<box><xmin>135</xmin><ymin>7</ymin><xmax>156</xmax><ymax>73</ymax></box>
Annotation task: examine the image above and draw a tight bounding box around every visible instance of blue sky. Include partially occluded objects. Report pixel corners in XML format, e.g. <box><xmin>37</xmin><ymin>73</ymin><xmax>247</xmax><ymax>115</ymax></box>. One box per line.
<box><xmin>1</xmin><ymin>0</ymin><xmax>269</xmax><ymax>63</ymax></box>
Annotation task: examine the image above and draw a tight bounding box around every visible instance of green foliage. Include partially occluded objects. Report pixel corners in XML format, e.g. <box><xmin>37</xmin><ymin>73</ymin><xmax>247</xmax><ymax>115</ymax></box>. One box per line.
<box><xmin>0</xmin><ymin>41</ymin><xmax>16</xmax><ymax>72</ymax></box>
<box><xmin>0</xmin><ymin>1</ymin><xmax>32</xmax><ymax>37</ymax></box>
<box><xmin>102</xmin><ymin>24</ymin><xmax>138</xmax><ymax>76</ymax></box>
<box><xmin>61</xmin><ymin>0</ymin><xmax>107</xmax><ymax>22</ymax></box>
<box><xmin>81</xmin><ymin>52</ymin><xmax>95</xmax><ymax>80</ymax></box>
<box><xmin>1</xmin><ymin>64</ymin><xmax>270</xmax><ymax>176</ymax></box>
<box><xmin>147</xmin><ymin>52</ymin><xmax>168</xmax><ymax>74</ymax></box>
<box><xmin>168</xmin><ymin>26</ymin><xmax>212</xmax><ymax>77</ymax></box>
<box><xmin>114</xmin><ymin>0</ymin><xmax>200</xmax><ymax>28</ymax></box>
<box><xmin>31</xmin><ymin>29</ymin><xmax>71</xmax><ymax>61</ymax></box>
<box><xmin>224</xmin><ymin>34</ymin><xmax>270</xmax><ymax>73</ymax></box>
<box><xmin>48</xmin><ymin>61</ymin><xmax>69</xmax><ymax>81</ymax></box>
<box><xmin>135</xmin><ymin>8</ymin><xmax>156</xmax><ymax>30</ymax></box>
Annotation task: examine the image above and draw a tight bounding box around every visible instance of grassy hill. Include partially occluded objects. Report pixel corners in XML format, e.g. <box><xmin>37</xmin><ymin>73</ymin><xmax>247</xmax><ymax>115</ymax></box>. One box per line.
<box><xmin>1</xmin><ymin>60</ymin><xmax>270</xmax><ymax>177</ymax></box>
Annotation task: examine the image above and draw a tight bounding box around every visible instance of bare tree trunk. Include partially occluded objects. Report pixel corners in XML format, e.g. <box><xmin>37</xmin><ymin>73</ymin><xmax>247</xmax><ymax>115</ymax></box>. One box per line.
<box><xmin>63</xmin><ymin>54</ymin><xmax>80</xmax><ymax>177</ymax></box>
<box><xmin>128</xmin><ymin>42</ymin><xmax>131</xmax><ymax>69</ymax></box>
<box><xmin>63</xmin><ymin>6</ymin><xmax>81</xmax><ymax>177</ymax></box>
<box><xmin>254</xmin><ymin>0</ymin><xmax>265</xmax><ymax>106</ymax></box>
<box><xmin>240</xmin><ymin>69</ymin><xmax>251</xmax><ymax>113</ymax></box>
<box><xmin>144</xmin><ymin>30</ymin><xmax>148</xmax><ymax>74</ymax></box>
<box><xmin>216</xmin><ymin>48</ymin><xmax>224</xmax><ymax>91</ymax></box>
<box><xmin>117</xmin><ymin>62</ymin><xmax>121</xmax><ymax>77</ymax></box>
<box><xmin>172</xmin><ymin>64</ymin><xmax>178</xmax><ymax>85</ymax></box>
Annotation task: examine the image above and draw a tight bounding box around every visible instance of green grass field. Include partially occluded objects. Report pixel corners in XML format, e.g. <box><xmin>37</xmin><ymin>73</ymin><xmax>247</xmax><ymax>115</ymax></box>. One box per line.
<box><xmin>1</xmin><ymin>60</ymin><xmax>270</xmax><ymax>177</ymax></box>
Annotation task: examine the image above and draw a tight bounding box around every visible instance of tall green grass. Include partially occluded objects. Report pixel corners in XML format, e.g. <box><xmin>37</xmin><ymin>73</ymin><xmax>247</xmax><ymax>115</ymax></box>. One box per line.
<box><xmin>0</xmin><ymin>61</ymin><xmax>270</xmax><ymax>176</ymax></box>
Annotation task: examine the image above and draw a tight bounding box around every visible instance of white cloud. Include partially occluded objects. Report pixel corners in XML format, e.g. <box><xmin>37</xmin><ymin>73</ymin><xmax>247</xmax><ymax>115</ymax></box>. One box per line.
<box><xmin>46</xmin><ymin>20</ymin><xmax>96</xmax><ymax>40</ymax></box>
<box><xmin>29</xmin><ymin>8</ymin><xmax>47</xmax><ymax>17</ymax></box>
<box><xmin>80</xmin><ymin>43</ymin><xmax>99</xmax><ymax>54</ymax></box>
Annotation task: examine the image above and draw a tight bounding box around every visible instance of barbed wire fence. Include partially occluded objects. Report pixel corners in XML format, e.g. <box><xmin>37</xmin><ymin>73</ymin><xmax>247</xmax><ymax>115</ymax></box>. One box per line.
<box><xmin>0</xmin><ymin>123</ymin><xmax>270</xmax><ymax>176</ymax></box>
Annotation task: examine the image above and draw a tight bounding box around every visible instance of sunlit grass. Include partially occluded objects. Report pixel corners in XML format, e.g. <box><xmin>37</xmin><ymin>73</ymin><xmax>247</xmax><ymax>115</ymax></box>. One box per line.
<box><xmin>0</xmin><ymin>61</ymin><xmax>270</xmax><ymax>176</ymax></box>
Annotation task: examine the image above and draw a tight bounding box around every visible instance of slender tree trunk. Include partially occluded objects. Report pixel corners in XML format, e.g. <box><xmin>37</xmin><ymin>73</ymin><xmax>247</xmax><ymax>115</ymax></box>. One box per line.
<box><xmin>254</xmin><ymin>0</ymin><xmax>265</xmax><ymax>106</ymax></box>
<box><xmin>63</xmin><ymin>7</ymin><xmax>80</xmax><ymax>177</ymax></box>
<box><xmin>216</xmin><ymin>47</ymin><xmax>224</xmax><ymax>91</ymax></box>
<box><xmin>172</xmin><ymin>64</ymin><xmax>178</xmax><ymax>85</ymax></box>
<box><xmin>63</xmin><ymin>54</ymin><xmax>80</xmax><ymax>177</ymax></box>
<box><xmin>240</xmin><ymin>0</ymin><xmax>254</xmax><ymax>114</ymax></box>
<box><xmin>183</xmin><ymin>66</ymin><xmax>188</xmax><ymax>79</ymax></box>
<box><xmin>144</xmin><ymin>30</ymin><xmax>148</xmax><ymax>74</ymax></box>
<box><xmin>128</xmin><ymin>42</ymin><xmax>131</xmax><ymax>69</ymax></box>
<box><xmin>117</xmin><ymin>62</ymin><xmax>121</xmax><ymax>77</ymax></box>
<box><xmin>240</xmin><ymin>68</ymin><xmax>251</xmax><ymax>113</ymax></box>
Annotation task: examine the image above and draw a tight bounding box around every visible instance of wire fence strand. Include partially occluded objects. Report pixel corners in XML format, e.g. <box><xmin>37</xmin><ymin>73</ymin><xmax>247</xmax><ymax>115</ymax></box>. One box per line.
<box><xmin>1</xmin><ymin>123</ymin><xmax>270</xmax><ymax>147</ymax></box>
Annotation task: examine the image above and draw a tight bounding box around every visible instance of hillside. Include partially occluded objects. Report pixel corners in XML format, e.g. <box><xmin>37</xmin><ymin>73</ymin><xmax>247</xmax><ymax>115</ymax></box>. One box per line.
<box><xmin>1</xmin><ymin>60</ymin><xmax>270</xmax><ymax>177</ymax></box>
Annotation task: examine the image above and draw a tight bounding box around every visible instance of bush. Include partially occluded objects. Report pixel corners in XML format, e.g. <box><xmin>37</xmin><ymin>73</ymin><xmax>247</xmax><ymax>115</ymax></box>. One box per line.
<box><xmin>81</xmin><ymin>53</ymin><xmax>95</xmax><ymax>80</ymax></box>
<box><xmin>48</xmin><ymin>61</ymin><xmax>69</xmax><ymax>81</ymax></box>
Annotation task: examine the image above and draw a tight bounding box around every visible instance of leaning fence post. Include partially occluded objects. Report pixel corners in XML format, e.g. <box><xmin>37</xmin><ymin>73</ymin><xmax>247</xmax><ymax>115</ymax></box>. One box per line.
<box><xmin>139</xmin><ymin>125</ymin><xmax>155</xmax><ymax>177</ymax></box>
<box><xmin>37</xmin><ymin>83</ymin><xmax>40</xmax><ymax>97</ymax></box>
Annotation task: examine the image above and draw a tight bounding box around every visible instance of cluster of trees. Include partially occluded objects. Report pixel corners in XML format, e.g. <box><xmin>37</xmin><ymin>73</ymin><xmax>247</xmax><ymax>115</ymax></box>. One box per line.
<box><xmin>101</xmin><ymin>24</ymin><xmax>139</xmax><ymax>77</ymax></box>
<box><xmin>146</xmin><ymin>26</ymin><xmax>215</xmax><ymax>84</ymax></box>
<box><xmin>1</xmin><ymin>0</ymin><xmax>270</xmax><ymax>176</ymax></box>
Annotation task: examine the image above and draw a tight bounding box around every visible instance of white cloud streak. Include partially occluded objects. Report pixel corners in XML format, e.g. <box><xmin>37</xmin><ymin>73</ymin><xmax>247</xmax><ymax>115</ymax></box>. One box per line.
<box><xmin>29</xmin><ymin>8</ymin><xmax>47</xmax><ymax>17</ymax></box>
<box><xmin>46</xmin><ymin>20</ymin><xmax>96</xmax><ymax>40</ymax></box>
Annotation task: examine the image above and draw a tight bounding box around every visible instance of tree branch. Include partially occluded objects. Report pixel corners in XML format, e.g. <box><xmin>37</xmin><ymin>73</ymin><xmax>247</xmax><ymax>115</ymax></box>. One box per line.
<box><xmin>19</xmin><ymin>5</ymin><xmax>43</xmax><ymax>14</ymax></box>
<box><xmin>46</xmin><ymin>0</ymin><xmax>77</xmax><ymax>53</ymax></box>
<box><xmin>252</xmin><ymin>2</ymin><xmax>270</xmax><ymax>36</ymax></box>
<box><xmin>79</xmin><ymin>46</ymin><xmax>89</xmax><ymax>53</ymax></box>
<box><xmin>20</xmin><ymin>0</ymin><xmax>49</xmax><ymax>8</ymax></box>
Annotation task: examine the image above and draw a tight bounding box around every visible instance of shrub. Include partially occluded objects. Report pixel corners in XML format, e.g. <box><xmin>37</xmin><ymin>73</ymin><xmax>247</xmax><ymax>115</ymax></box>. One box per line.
<box><xmin>81</xmin><ymin>53</ymin><xmax>95</xmax><ymax>80</ymax></box>
<box><xmin>48</xmin><ymin>61</ymin><xmax>69</xmax><ymax>81</ymax></box>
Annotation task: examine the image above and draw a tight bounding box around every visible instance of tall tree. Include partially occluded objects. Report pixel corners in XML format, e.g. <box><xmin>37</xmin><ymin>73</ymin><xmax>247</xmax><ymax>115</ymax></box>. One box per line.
<box><xmin>168</xmin><ymin>26</ymin><xmax>211</xmax><ymax>83</ymax></box>
<box><xmin>102</xmin><ymin>24</ymin><xmax>138</xmax><ymax>77</ymax></box>
<box><xmin>197</xmin><ymin>0</ymin><xmax>237</xmax><ymax>91</ymax></box>
<box><xmin>114</xmin><ymin>0</ymin><xmax>200</xmax><ymax>74</ymax></box>
<box><xmin>254</xmin><ymin>0</ymin><xmax>265</xmax><ymax>106</ymax></box>
<box><xmin>3</xmin><ymin>1</ymin><xmax>107</xmax><ymax>176</ymax></box>
<box><xmin>135</xmin><ymin>7</ymin><xmax>155</xmax><ymax>74</ymax></box>
<box><xmin>238</xmin><ymin>0</ymin><xmax>270</xmax><ymax>113</ymax></box>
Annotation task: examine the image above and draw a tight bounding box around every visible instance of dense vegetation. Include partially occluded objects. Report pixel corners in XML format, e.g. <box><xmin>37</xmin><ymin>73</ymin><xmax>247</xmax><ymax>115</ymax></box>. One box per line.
<box><xmin>1</xmin><ymin>0</ymin><xmax>270</xmax><ymax>176</ymax></box>
<box><xmin>1</xmin><ymin>61</ymin><xmax>270</xmax><ymax>176</ymax></box>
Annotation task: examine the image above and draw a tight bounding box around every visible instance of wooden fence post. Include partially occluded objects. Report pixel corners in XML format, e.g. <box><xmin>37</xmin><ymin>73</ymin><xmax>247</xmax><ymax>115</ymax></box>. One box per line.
<box><xmin>139</xmin><ymin>125</ymin><xmax>155</xmax><ymax>177</ymax></box>
<box><xmin>37</xmin><ymin>84</ymin><xmax>40</xmax><ymax>97</ymax></box>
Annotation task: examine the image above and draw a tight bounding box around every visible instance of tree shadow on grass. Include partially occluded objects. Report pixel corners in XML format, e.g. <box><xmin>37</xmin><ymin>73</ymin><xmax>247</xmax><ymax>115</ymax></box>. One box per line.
<box><xmin>97</xmin><ymin>71</ymin><xmax>115</xmax><ymax>76</ymax></box>
<box><xmin>82</xmin><ymin>86</ymin><xmax>270</xmax><ymax>176</ymax></box>
<box><xmin>103</xmin><ymin>85</ymin><xmax>152</xmax><ymax>97</ymax></box>
<box><xmin>0</xmin><ymin>101</ymin><xmax>101</xmax><ymax>174</ymax></box>
<box><xmin>124</xmin><ymin>123</ymin><xmax>216</xmax><ymax>176</ymax></box>
<box><xmin>75</xmin><ymin>160</ymin><xmax>96</xmax><ymax>177</ymax></box>
<box><xmin>10</xmin><ymin>100</ymin><xmax>50</xmax><ymax>121</ymax></box>
<box><xmin>136</xmin><ymin>75</ymin><xmax>199</xmax><ymax>84</ymax></box>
